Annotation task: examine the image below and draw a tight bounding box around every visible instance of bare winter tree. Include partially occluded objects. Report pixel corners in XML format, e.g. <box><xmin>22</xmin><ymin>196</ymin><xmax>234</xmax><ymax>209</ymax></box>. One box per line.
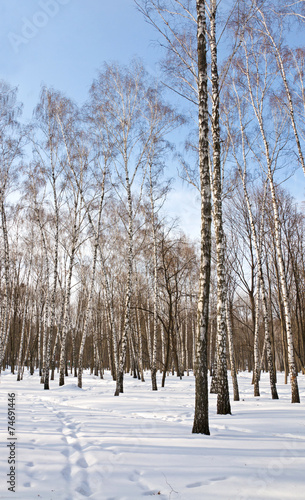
<box><xmin>0</xmin><ymin>82</ymin><xmax>23</xmax><ymax>370</ymax></box>
<box><xmin>88</xmin><ymin>60</ymin><xmax>180</xmax><ymax>395</ymax></box>
<box><xmin>222</xmin><ymin>69</ymin><xmax>279</xmax><ymax>399</ymax></box>
<box><xmin>32</xmin><ymin>87</ymin><xmax>65</xmax><ymax>390</ymax></box>
<box><xmin>238</xmin><ymin>29</ymin><xmax>300</xmax><ymax>403</ymax></box>
<box><xmin>209</xmin><ymin>0</ymin><xmax>231</xmax><ymax>415</ymax></box>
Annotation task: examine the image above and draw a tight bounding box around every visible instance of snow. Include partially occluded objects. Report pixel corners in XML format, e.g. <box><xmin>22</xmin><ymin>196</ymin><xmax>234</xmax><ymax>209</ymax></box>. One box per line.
<box><xmin>0</xmin><ymin>369</ymin><xmax>305</xmax><ymax>500</ymax></box>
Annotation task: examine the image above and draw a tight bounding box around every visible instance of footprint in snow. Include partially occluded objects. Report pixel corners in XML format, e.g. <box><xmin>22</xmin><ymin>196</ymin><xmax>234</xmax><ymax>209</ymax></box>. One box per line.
<box><xmin>75</xmin><ymin>482</ymin><xmax>91</xmax><ymax>497</ymax></box>
<box><xmin>186</xmin><ymin>481</ymin><xmax>208</xmax><ymax>488</ymax></box>
<box><xmin>61</xmin><ymin>448</ymin><xmax>70</xmax><ymax>458</ymax></box>
<box><xmin>129</xmin><ymin>469</ymin><xmax>141</xmax><ymax>482</ymax></box>
<box><xmin>76</xmin><ymin>457</ymin><xmax>89</xmax><ymax>469</ymax></box>
<box><xmin>62</xmin><ymin>465</ymin><xmax>71</xmax><ymax>480</ymax></box>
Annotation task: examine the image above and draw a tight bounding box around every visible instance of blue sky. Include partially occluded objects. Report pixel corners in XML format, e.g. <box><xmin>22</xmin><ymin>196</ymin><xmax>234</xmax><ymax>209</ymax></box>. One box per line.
<box><xmin>0</xmin><ymin>0</ymin><xmax>162</xmax><ymax>119</ymax></box>
<box><xmin>0</xmin><ymin>0</ymin><xmax>200</xmax><ymax>236</ymax></box>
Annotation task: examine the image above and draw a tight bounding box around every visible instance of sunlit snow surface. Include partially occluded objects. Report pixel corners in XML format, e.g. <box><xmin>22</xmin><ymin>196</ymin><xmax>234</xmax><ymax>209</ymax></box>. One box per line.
<box><xmin>0</xmin><ymin>369</ymin><xmax>304</xmax><ymax>500</ymax></box>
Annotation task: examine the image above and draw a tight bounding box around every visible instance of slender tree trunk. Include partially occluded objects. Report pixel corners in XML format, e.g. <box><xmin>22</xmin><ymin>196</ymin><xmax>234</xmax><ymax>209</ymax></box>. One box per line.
<box><xmin>245</xmin><ymin>45</ymin><xmax>300</xmax><ymax>402</ymax></box>
<box><xmin>78</xmin><ymin>247</ymin><xmax>99</xmax><ymax>389</ymax></box>
<box><xmin>257</xmin><ymin>7</ymin><xmax>305</xmax><ymax>178</ymax></box>
<box><xmin>226</xmin><ymin>300</ymin><xmax>239</xmax><ymax>401</ymax></box>
<box><xmin>192</xmin><ymin>0</ymin><xmax>211</xmax><ymax>435</ymax></box>
<box><xmin>150</xmin><ymin>170</ymin><xmax>159</xmax><ymax>390</ymax></box>
<box><xmin>210</xmin><ymin>0</ymin><xmax>231</xmax><ymax>415</ymax></box>
<box><xmin>0</xmin><ymin>198</ymin><xmax>11</xmax><ymax>367</ymax></box>
<box><xmin>44</xmin><ymin>165</ymin><xmax>59</xmax><ymax>390</ymax></box>
<box><xmin>253</xmin><ymin>283</ymin><xmax>261</xmax><ymax>397</ymax></box>
<box><xmin>78</xmin><ymin>182</ymin><xmax>104</xmax><ymax>389</ymax></box>
<box><xmin>17</xmin><ymin>299</ymin><xmax>28</xmax><ymax>382</ymax></box>
<box><xmin>59</xmin><ymin>203</ymin><xmax>79</xmax><ymax>386</ymax></box>
<box><xmin>232</xmin><ymin>80</ymin><xmax>279</xmax><ymax>400</ymax></box>
<box><xmin>114</xmin><ymin>178</ymin><xmax>133</xmax><ymax>396</ymax></box>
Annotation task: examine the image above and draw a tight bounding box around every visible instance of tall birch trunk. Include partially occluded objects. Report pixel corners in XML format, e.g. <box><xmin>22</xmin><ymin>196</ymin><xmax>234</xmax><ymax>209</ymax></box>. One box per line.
<box><xmin>59</xmin><ymin>197</ymin><xmax>80</xmax><ymax>386</ymax></box>
<box><xmin>114</xmin><ymin>177</ymin><xmax>133</xmax><ymax>396</ymax></box>
<box><xmin>257</xmin><ymin>6</ymin><xmax>305</xmax><ymax>178</ymax></box>
<box><xmin>0</xmin><ymin>197</ymin><xmax>11</xmax><ymax>367</ymax></box>
<box><xmin>244</xmin><ymin>45</ymin><xmax>300</xmax><ymax>403</ymax></box>
<box><xmin>16</xmin><ymin>299</ymin><xmax>29</xmax><ymax>382</ymax></box>
<box><xmin>149</xmin><ymin>163</ymin><xmax>159</xmax><ymax>390</ymax></box>
<box><xmin>230</xmin><ymin>76</ymin><xmax>279</xmax><ymax>400</ymax></box>
<box><xmin>77</xmin><ymin>241</ymin><xmax>99</xmax><ymax>388</ymax></box>
<box><xmin>44</xmin><ymin>147</ymin><xmax>59</xmax><ymax>391</ymax></box>
<box><xmin>253</xmin><ymin>282</ymin><xmax>261</xmax><ymax>397</ymax></box>
<box><xmin>192</xmin><ymin>0</ymin><xmax>211</xmax><ymax>435</ymax></box>
<box><xmin>77</xmin><ymin>179</ymin><xmax>104</xmax><ymax>389</ymax></box>
<box><xmin>267</xmin><ymin>174</ymin><xmax>300</xmax><ymax>402</ymax></box>
<box><xmin>17</xmin><ymin>248</ymin><xmax>33</xmax><ymax>381</ymax></box>
<box><xmin>210</xmin><ymin>0</ymin><xmax>231</xmax><ymax>415</ymax></box>
<box><xmin>226</xmin><ymin>299</ymin><xmax>239</xmax><ymax>401</ymax></box>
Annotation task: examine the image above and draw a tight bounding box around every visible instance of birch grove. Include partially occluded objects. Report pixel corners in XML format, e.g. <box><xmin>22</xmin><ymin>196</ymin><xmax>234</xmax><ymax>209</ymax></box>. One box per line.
<box><xmin>1</xmin><ymin>0</ymin><xmax>305</xmax><ymax>438</ymax></box>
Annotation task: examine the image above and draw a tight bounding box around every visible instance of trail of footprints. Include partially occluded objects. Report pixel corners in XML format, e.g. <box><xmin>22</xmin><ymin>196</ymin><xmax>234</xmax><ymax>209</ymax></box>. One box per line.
<box><xmin>25</xmin><ymin>396</ymin><xmax>220</xmax><ymax>499</ymax></box>
<box><xmin>26</xmin><ymin>397</ymin><xmax>94</xmax><ymax>498</ymax></box>
<box><xmin>51</xmin><ymin>404</ymin><xmax>92</xmax><ymax>498</ymax></box>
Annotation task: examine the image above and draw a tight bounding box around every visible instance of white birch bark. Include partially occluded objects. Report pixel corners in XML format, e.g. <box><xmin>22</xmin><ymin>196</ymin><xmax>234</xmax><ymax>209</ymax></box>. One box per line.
<box><xmin>253</xmin><ymin>281</ymin><xmax>261</xmax><ymax>397</ymax></box>
<box><xmin>225</xmin><ymin>299</ymin><xmax>239</xmax><ymax>401</ymax></box>
<box><xmin>17</xmin><ymin>249</ymin><xmax>33</xmax><ymax>381</ymax></box>
<box><xmin>244</xmin><ymin>42</ymin><xmax>300</xmax><ymax>403</ymax></box>
<box><xmin>31</xmin><ymin>197</ymin><xmax>50</xmax><ymax>385</ymax></box>
<box><xmin>42</xmin><ymin>93</ymin><xmax>60</xmax><ymax>391</ymax></box>
<box><xmin>59</xmin><ymin>193</ymin><xmax>81</xmax><ymax>386</ymax></box>
<box><xmin>257</xmin><ymin>6</ymin><xmax>305</xmax><ymax>178</ymax></box>
<box><xmin>145</xmin><ymin>299</ymin><xmax>153</xmax><ymax>367</ymax></box>
<box><xmin>192</xmin><ymin>0</ymin><xmax>211</xmax><ymax>435</ymax></box>
<box><xmin>210</xmin><ymin>0</ymin><xmax>231</xmax><ymax>415</ymax></box>
<box><xmin>77</xmin><ymin>241</ymin><xmax>99</xmax><ymax>388</ymax></box>
<box><xmin>16</xmin><ymin>298</ymin><xmax>29</xmax><ymax>382</ymax></box>
<box><xmin>77</xmin><ymin>176</ymin><xmax>104</xmax><ymax>388</ymax></box>
<box><xmin>0</xmin><ymin>197</ymin><xmax>11</xmax><ymax>367</ymax></box>
<box><xmin>161</xmin><ymin>321</ymin><xmax>166</xmax><ymax>370</ymax></box>
<box><xmin>227</xmin><ymin>71</ymin><xmax>279</xmax><ymax>399</ymax></box>
<box><xmin>44</xmin><ymin>161</ymin><xmax>59</xmax><ymax>391</ymax></box>
<box><xmin>150</xmin><ymin>171</ymin><xmax>159</xmax><ymax>390</ymax></box>
<box><xmin>114</xmin><ymin>175</ymin><xmax>134</xmax><ymax>395</ymax></box>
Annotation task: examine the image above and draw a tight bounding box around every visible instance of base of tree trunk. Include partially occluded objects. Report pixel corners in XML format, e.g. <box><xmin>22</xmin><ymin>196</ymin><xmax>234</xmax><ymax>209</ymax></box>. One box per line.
<box><xmin>114</xmin><ymin>371</ymin><xmax>124</xmax><ymax>396</ymax></box>
<box><xmin>151</xmin><ymin>368</ymin><xmax>158</xmax><ymax>391</ymax></box>
<box><xmin>217</xmin><ymin>390</ymin><xmax>231</xmax><ymax>415</ymax></box>
<box><xmin>271</xmin><ymin>386</ymin><xmax>279</xmax><ymax>399</ymax></box>
<box><xmin>210</xmin><ymin>375</ymin><xmax>218</xmax><ymax>393</ymax></box>
<box><xmin>291</xmin><ymin>376</ymin><xmax>300</xmax><ymax>403</ymax></box>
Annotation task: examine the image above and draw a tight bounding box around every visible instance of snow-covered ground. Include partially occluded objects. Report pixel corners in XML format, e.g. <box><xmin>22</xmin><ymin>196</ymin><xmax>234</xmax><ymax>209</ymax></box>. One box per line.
<box><xmin>0</xmin><ymin>369</ymin><xmax>304</xmax><ymax>500</ymax></box>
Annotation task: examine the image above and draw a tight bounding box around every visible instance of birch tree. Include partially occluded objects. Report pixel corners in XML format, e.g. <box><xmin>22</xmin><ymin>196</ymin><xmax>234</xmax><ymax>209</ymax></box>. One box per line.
<box><xmin>222</xmin><ymin>71</ymin><xmax>279</xmax><ymax>399</ymax></box>
<box><xmin>32</xmin><ymin>87</ymin><xmax>65</xmax><ymax>390</ymax></box>
<box><xmin>240</xmin><ymin>32</ymin><xmax>300</xmax><ymax>403</ymax></box>
<box><xmin>254</xmin><ymin>1</ymin><xmax>305</xmax><ymax>178</ymax></box>
<box><xmin>209</xmin><ymin>0</ymin><xmax>231</xmax><ymax>415</ymax></box>
<box><xmin>0</xmin><ymin>82</ymin><xmax>23</xmax><ymax>370</ymax></box>
<box><xmin>192</xmin><ymin>0</ymin><xmax>211</xmax><ymax>434</ymax></box>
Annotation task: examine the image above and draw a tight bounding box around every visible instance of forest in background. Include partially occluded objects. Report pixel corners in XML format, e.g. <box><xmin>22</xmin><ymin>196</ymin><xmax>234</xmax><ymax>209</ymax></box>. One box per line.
<box><xmin>1</xmin><ymin>0</ymin><xmax>305</xmax><ymax>434</ymax></box>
